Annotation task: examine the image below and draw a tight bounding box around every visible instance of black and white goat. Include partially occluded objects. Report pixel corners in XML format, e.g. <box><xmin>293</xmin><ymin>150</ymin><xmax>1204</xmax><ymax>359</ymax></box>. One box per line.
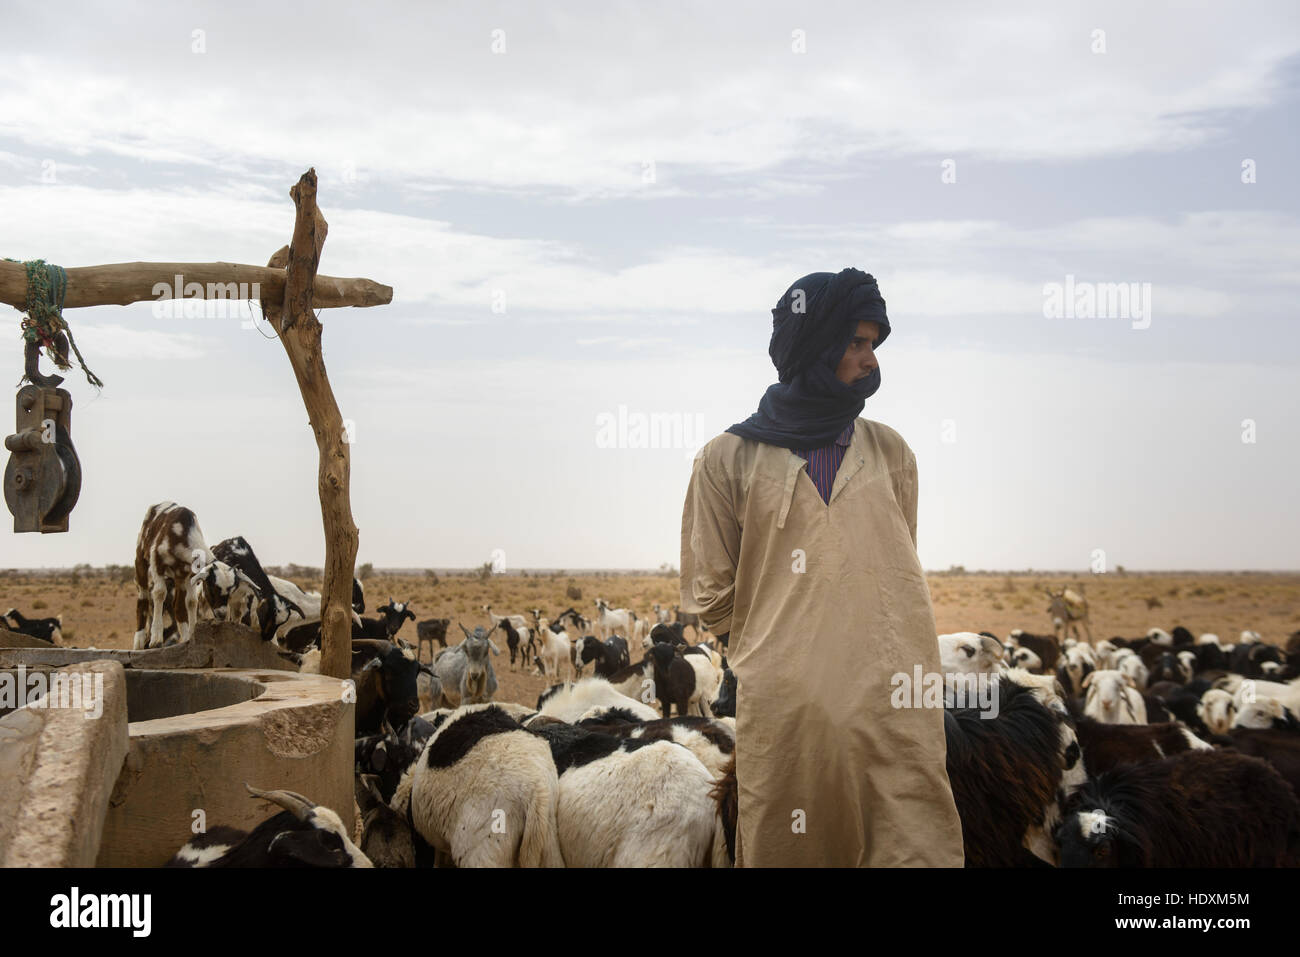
<box><xmin>165</xmin><ymin>785</ymin><xmax>370</xmax><ymax>867</ymax></box>
<box><xmin>944</xmin><ymin>677</ymin><xmax>1086</xmax><ymax>867</ymax></box>
<box><xmin>1057</xmin><ymin>750</ymin><xmax>1300</xmax><ymax>867</ymax></box>
<box><xmin>529</xmin><ymin>719</ymin><xmax>729</xmax><ymax>867</ymax></box>
<box><xmin>574</xmin><ymin>634</ymin><xmax>631</xmax><ymax>679</ymax></box>
<box><xmin>211</xmin><ymin>536</ymin><xmax>304</xmax><ymax>641</ymax></box>
<box><xmin>3</xmin><ymin>608</ymin><xmax>62</xmax><ymax>644</ymax></box>
<box><xmin>364</xmin><ymin>704</ymin><xmax>566</xmax><ymax>868</ymax></box>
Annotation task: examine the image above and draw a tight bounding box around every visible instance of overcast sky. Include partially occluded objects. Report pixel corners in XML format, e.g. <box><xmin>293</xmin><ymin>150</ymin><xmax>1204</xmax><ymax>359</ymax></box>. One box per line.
<box><xmin>1</xmin><ymin>1</ymin><xmax>1297</xmax><ymax>572</ymax></box>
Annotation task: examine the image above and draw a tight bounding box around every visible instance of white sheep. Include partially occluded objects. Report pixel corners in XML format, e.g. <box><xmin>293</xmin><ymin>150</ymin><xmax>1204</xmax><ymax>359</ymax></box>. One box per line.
<box><xmin>1082</xmin><ymin>670</ymin><xmax>1147</xmax><ymax>725</ymax></box>
<box><xmin>1198</xmin><ymin>688</ymin><xmax>1237</xmax><ymax>735</ymax></box>
<box><xmin>1114</xmin><ymin>649</ymin><xmax>1150</xmax><ymax>691</ymax></box>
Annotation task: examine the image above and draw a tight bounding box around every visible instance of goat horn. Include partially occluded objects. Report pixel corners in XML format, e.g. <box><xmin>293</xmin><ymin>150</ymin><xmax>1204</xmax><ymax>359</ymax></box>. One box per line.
<box><xmin>246</xmin><ymin>784</ymin><xmax>316</xmax><ymax>821</ymax></box>
<box><xmin>459</xmin><ymin>622</ymin><xmax>473</xmax><ymax>638</ymax></box>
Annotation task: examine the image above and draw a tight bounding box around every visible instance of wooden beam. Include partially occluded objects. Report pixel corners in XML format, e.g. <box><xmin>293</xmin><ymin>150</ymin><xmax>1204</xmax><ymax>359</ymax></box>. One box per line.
<box><xmin>0</xmin><ymin>259</ymin><xmax>391</xmax><ymax>311</ymax></box>
<box><xmin>259</xmin><ymin>169</ymin><xmax>359</xmax><ymax>681</ymax></box>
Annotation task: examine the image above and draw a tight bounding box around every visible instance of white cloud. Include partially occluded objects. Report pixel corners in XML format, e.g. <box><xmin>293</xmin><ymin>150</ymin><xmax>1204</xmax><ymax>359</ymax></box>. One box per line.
<box><xmin>0</xmin><ymin>3</ymin><xmax>1295</xmax><ymax>198</ymax></box>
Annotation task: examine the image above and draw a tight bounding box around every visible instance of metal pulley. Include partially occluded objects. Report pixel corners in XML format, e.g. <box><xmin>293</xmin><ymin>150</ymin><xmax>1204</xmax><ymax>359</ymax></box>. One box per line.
<box><xmin>4</xmin><ymin>339</ymin><xmax>81</xmax><ymax>532</ymax></box>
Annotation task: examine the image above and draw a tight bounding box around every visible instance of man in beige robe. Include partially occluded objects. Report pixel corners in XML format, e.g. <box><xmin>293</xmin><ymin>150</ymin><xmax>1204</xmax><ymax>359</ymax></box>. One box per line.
<box><xmin>680</xmin><ymin>268</ymin><xmax>964</xmax><ymax>867</ymax></box>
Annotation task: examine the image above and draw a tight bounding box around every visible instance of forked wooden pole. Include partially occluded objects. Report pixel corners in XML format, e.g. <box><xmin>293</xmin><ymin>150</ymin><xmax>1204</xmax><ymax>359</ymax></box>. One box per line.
<box><xmin>258</xmin><ymin>169</ymin><xmax>360</xmax><ymax>680</ymax></box>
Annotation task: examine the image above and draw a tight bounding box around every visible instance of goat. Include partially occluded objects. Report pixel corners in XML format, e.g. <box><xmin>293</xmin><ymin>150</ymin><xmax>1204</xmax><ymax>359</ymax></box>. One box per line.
<box><xmin>353</xmin><ymin>600</ymin><xmax>416</xmax><ymax>640</ymax></box>
<box><xmin>576</xmin><ymin>710</ymin><xmax>735</xmax><ymax>779</ymax></box>
<box><xmin>534</xmin><ymin>617</ymin><xmax>572</xmax><ymax>682</ymax></box>
<box><xmin>1067</xmin><ymin>710</ymin><xmax>1211</xmax><ymax>775</ymax></box>
<box><xmin>535</xmin><ymin>677</ymin><xmax>658</xmax><ymax>723</ymax></box>
<box><xmin>354</xmin><ymin>715</ymin><xmax>439</xmax><ymax>803</ymax></box>
<box><xmin>165</xmin><ymin>785</ymin><xmax>370</xmax><ymax>867</ymax></box>
<box><xmin>425</xmin><ymin>625</ymin><xmax>500</xmax><ymax>710</ymax></box>
<box><xmin>592</xmin><ymin>598</ymin><xmax>634</xmax><ymax>642</ymax></box>
<box><xmin>574</xmin><ymin>634</ymin><xmax>631</xmax><ymax>679</ymax></box>
<box><xmin>369</xmin><ymin>704</ymin><xmax>566</xmax><ymax>867</ymax></box>
<box><xmin>3</xmin><ymin>609</ymin><xmax>61</xmax><ymax>644</ymax></box>
<box><xmin>1007</xmin><ymin>629</ymin><xmax>1061</xmax><ymax>672</ymax></box>
<box><xmin>646</xmin><ymin>621</ymin><xmax>689</xmax><ymax>650</ymax></box>
<box><xmin>264</xmin><ymin>574</ymin><xmax>366</xmax><ymax>643</ymax></box>
<box><xmin>1056</xmin><ymin>644</ymin><xmax>1096</xmax><ymax>698</ymax></box>
<box><xmin>133</xmin><ymin>501</ymin><xmax>213</xmax><ymax>648</ymax></box>
<box><xmin>190</xmin><ymin>560</ymin><xmax>260</xmax><ymax>631</ymax></box>
<box><xmin>1082</xmin><ymin>670</ymin><xmax>1147</xmax><ymax>725</ymax></box>
<box><xmin>1057</xmin><ymin>750</ymin><xmax>1300</xmax><ymax>867</ymax></box>
<box><xmin>482</xmin><ymin>604</ymin><xmax>529</xmax><ymax>632</ymax></box>
<box><xmin>939</xmin><ymin>633</ymin><xmax>1006</xmax><ymax>678</ymax></box>
<box><xmin>710</xmin><ymin>668</ymin><xmax>736</xmax><ymax>718</ymax></box>
<box><xmin>1233</xmin><ymin>697</ymin><xmax>1300</xmax><ymax>731</ymax></box>
<box><xmin>944</xmin><ymin>677</ymin><xmax>1085</xmax><ymax>867</ymax></box>
<box><xmin>530</xmin><ymin>720</ymin><xmax>728</xmax><ymax>867</ymax></box>
<box><xmin>416</xmin><ymin>617</ymin><xmax>450</xmax><ymax>661</ymax></box>
<box><xmin>210</xmin><ymin>536</ymin><xmax>304</xmax><ymax>641</ymax></box>
<box><xmin>352</xmin><ymin>639</ymin><xmax>427</xmax><ymax>735</ymax></box>
<box><xmin>1216</xmin><ymin>727</ymin><xmax>1300</xmax><ymax>796</ymax></box>
<box><xmin>498</xmin><ymin>618</ymin><xmax>526</xmax><ymax>672</ymax></box>
<box><xmin>647</xmin><ymin>641</ymin><xmax>697</xmax><ymax>718</ymax></box>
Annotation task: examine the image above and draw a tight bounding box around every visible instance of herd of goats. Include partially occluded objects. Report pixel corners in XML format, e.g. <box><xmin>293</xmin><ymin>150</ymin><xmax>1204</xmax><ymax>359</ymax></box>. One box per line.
<box><xmin>2</xmin><ymin>503</ymin><xmax>1298</xmax><ymax>868</ymax></box>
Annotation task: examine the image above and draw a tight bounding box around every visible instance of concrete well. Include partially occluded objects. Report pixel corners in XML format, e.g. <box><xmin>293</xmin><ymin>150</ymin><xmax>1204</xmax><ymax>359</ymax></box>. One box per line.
<box><xmin>96</xmin><ymin>668</ymin><xmax>354</xmax><ymax>867</ymax></box>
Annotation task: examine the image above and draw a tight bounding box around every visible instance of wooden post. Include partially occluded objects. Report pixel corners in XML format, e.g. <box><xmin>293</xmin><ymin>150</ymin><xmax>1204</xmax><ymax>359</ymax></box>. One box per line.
<box><xmin>259</xmin><ymin>169</ymin><xmax>359</xmax><ymax>680</ymax></box>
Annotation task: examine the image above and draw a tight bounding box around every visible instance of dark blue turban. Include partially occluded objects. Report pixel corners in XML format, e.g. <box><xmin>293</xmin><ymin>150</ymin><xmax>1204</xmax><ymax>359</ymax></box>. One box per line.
<box><xmin>727</xmin><ymin>268</ymin><xmax>890</xmax><ymax>449</ymax></box>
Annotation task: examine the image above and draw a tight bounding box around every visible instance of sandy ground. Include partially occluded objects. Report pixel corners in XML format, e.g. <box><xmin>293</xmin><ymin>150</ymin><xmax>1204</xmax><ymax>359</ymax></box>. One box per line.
<box><xmin>3</xmin><ymin>569</ymin><xmax>1296</xmax><ymax>709</ymax></box>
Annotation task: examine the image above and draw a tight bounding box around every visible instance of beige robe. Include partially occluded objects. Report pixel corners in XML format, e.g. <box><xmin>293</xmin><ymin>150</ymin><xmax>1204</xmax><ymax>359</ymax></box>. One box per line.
<box><xmin>680</xmin><ymin>417</ymin><xmax>964</xmax><ymax>867</ymax></box>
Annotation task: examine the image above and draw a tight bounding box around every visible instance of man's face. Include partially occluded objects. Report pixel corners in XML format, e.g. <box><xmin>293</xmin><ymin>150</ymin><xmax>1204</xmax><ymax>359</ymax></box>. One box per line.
<box><xmin>835</xmin><ymin>320</ymin><xmax>881</xmax><ymax>386</ymax></box>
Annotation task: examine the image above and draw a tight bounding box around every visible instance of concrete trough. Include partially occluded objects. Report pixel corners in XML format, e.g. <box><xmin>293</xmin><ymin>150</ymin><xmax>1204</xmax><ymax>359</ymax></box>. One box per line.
<box><xmin>0</xmin><ymin>660</ymin><xmax>129</xmax><ymax>867</ymax></box>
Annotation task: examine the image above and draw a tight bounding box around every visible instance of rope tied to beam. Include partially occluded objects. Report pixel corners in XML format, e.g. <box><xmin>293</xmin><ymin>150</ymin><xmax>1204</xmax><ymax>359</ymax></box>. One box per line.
<box><xmin>5</xmin><ymin>257</ymin><xmax>104</xmax><ymax>388</ymax></box>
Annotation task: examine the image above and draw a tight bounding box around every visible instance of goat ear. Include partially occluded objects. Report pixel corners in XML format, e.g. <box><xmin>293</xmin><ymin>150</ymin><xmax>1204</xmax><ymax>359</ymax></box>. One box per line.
<box><xmin>1081</xmin><ymin>671</ymin><xmax>1095</xmax><ymax>688</ymax></box>
<box><xmin>1122</xmin><ymin>673</ymin><xmax>1139</xmax><ymax>690</ymax></box>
